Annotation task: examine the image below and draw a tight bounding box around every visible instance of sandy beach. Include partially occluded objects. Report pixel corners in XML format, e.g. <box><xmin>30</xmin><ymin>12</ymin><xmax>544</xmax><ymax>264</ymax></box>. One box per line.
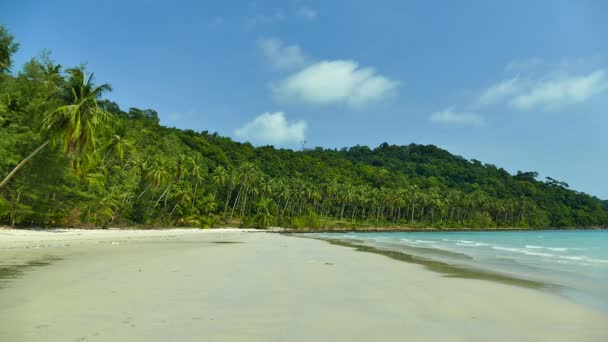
<box><xmin>0</xmin><ymin>228</ymin><xmax>606</xmax><ymax>341</ymax></box>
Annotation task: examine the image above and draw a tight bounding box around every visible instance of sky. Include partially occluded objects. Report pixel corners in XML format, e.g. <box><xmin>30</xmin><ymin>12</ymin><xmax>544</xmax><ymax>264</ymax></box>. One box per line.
<box><xmin>2</xmin><ymin>0</ymin><xmax>608</xmax><ymax>198</ymax></box>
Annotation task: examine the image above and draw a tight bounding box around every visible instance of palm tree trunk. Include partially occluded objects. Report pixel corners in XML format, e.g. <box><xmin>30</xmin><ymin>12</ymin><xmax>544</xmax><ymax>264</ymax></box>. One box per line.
<box><xmin>230</xmin><ymin>185</ymin><xmax>243</xmax><ymax>221</ymax></box>
<box><xmin>192</xmin><ymin>180</ymin><xmax>199</xmax><ymax>206</ymax></box>
<box><xmin>0</xmin><ymin>140</ymin><xmax>50</xmax><ymax>190</ymax></box>
<box><xmin>281</xmin><ymin>198</ymin><xmax>290</xmax><ymax>218</ymax></box>
<box><xmin>411</xmin><ymin>202</ymin><xmax>415</xmax><ymax>222</ymax></box>
<box><xmin>137</xmin><ymin>183</ymin><xmax>152</xmax><ymax>199</ymax></box>
<box><xmin>170</xmin><ymin>202</ymin><xmax>180</xmax><ymax>217</ymax></box>
<box><xmin>239</xmin><ymin>186</ymin><xmax>249</xmax><ymax>218</ymax></box>
<box><xmin>11</xmin><ymin>190</ymin><xmax>21</xmax><ymax>227</ymax></box>
<box><xmin>153</xmin><ymin>184</ymin><xmax>171</xmax><ymax>210</ymax></box>
<box><xmin>223</xmin><ymin>185</ymin><xmax>233</xmax><ymax>219</ymax></box>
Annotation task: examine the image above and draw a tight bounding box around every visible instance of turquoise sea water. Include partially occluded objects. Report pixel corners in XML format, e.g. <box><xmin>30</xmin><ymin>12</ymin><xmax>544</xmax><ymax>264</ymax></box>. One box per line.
<box><xmin>311</xmin><ymin>230</ymin><xmax>608</xmax><ymax>311</ymax></box>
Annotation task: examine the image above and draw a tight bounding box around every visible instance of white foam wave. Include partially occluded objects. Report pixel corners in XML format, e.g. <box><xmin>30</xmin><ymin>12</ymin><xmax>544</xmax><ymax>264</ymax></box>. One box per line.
<box><xmin>492</xmin><ymin>246</ymin><xmax>608</xmax><ymax>264</ymax></box>
<box><xmin>525</xmin><ymin>245</ymin><xmax>571</xmax><ymax>252</ymax></box>
<box><xmin>398</xmin><ymin>238</ymin><xmax>437</xmax><ymax>245</ymax></box>
<box><xmin>559</xmin><ymin>255</ymin><xmax>608</xmax><ymax>263</ymax></box>
<box><xmin>456</xmin><ymin>242</ymin><xmax>488</xmax><ymax>247</ymax></box>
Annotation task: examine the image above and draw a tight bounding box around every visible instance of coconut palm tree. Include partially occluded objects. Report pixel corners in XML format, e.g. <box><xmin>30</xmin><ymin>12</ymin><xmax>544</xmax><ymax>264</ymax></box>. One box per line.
<box><xmin>0</xmin><ymin>68</ymin><xmax>112</xmax><ymax>189</ymax></box>
<box><xmin>44</xmin><ymin>68</ymin><xmax>113</xmax><ymax>171</ymax></box>
<box><xmin>105</xmin><ymin>134</ymin><xmax>132</xmax><ymax>165</ymax></box>
<box><xmin>189</xmin><ymin>157</ymin><xmax>205</xmax><ymax>205</ymax></box>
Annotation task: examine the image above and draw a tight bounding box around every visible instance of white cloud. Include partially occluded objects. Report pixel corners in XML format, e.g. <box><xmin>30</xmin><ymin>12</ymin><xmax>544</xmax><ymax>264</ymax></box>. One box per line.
<box><xmin>437</xmin><ymin>59</ymin><xmax>608</xmax><ymax>129</ymax></box>
<box><xmin>430</xmin><ymin>108</ymin><xmax>483</xmax><ymax>126</ymax></box>
<box><xmin>297</xmin><ymin>7</ymin><xmax>317</xmax><ymax>20</ymax></box>
<box><xmin>510</xmin><ymin>70</ymin><xmax>608</xmax><ymax>111</ymax></box>
<box><xmin>478</xmin><ymin>67</ymin><xmax>608</xmax><ymax>111</ymax></box>
<box><xmin>235</xmin><ymin>112</ymin><xmax>307</xmax><ymax>145</ymax></box>
<box><xmin>477</xmin><ymin>77</ymin><xmax>523</xmax><ymax>106</ymax></box>
<box><xmin>274</xmin><ymin>60</ymin><xmax>398</xmax><ymax>108</ymax></box>
<box><xmin>257</xmin><ymin>37</ymin><xmax>309</xmax><ymax>71</ymax></box>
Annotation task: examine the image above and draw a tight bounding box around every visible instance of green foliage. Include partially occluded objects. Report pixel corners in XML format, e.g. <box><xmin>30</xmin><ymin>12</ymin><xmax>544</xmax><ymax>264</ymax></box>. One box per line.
<box><xmin>244</xmin><ymin>198</ymin><xmax>277</xmax><ymax>229</ymax></box>
<box><xmin>0</xmin><ymin>25</ymin><xmax>19</xmax><ymax>73</ymax></box>
<box><xmin>0</xmin><ymin>25</ymin><xmax>606</xmax><ymax>229</ymax></box>
<box><xmin>292</xmin><ymin>210</ymin><xmax>321</xmax><ymax>230</ymax></box>
<box><xmin>0</xmin><ymin>195</ymin><xmax>7</xmax><ymax>217</ymax></box>
<box><xmin>43</xmin><ymin>67</ymin><xmax>113</xmax><ymax>171</ymax></box>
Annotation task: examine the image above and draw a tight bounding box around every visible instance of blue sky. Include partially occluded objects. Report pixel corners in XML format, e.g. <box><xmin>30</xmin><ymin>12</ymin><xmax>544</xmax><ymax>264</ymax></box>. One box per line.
<box><xmin>2</xmin><ymin>0</ymin><xmax>608</xmax><ymax>198</ymax></box>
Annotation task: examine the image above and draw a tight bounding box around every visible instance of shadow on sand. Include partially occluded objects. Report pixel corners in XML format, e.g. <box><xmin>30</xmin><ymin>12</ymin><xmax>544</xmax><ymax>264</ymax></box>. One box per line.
<box><xmin>0</xmin><ymin>256</ymin><xmax>62</xmax><ymax>288</ymax></box>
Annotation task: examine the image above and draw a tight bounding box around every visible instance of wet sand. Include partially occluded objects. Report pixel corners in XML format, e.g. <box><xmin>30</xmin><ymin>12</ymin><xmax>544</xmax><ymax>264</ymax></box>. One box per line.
<box><xmin>0</xmin><ymin>228</ymin><xmax>606</xmax><ymax>341</ymax></box>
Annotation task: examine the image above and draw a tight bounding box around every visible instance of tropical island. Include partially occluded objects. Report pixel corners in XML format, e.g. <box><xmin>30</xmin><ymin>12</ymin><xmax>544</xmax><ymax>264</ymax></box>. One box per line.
<box><xmin>1</xmin><ymin>26</ymin><xmax>607</xmax><ymax>230</ymax></box>
<box><xmin>2</xmin><ymin>3</ymin><xmax>608</xmax><ymax>340</ymax></box>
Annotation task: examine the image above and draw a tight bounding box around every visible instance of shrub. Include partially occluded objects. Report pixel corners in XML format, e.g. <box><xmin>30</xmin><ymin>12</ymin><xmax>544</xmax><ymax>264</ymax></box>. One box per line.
<box><xmin>291</xmin><ymin>210</ymin><xmax>321</xmax><ymax>230</ymax></box>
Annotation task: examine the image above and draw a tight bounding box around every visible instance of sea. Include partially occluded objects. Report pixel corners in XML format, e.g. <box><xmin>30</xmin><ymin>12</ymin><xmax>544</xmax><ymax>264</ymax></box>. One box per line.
<box><xmin>310</xmin><ymin>230</ymin><xmax>608</xmax><ymax>312</ymax></box>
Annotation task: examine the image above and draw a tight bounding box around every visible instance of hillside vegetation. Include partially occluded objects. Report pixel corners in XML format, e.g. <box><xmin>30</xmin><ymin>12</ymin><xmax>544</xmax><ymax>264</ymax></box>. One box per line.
<box><xmin>1</xmin><ymin>26</ymin><xmax>606</xmax><ymax>229</ymax></box>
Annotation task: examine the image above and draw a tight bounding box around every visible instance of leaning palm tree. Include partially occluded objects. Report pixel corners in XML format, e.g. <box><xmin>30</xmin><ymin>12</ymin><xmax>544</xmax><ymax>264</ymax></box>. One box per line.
<box><xmin>0</xmin><ymin>68</ymin><xmax>112</xmax><ymax>189</ymax></box>
<box><xmin>45</xmin><ymin>68</ymin><xmax>113</xmax><ymax>171</ymax></box>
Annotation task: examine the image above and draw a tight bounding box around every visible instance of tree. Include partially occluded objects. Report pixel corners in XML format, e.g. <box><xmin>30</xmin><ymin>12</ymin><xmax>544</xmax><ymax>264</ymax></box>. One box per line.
<box><xmin>44</xmin><ymin>68</ymin><xmax>113</xmax><ymax>170</ymax></box>
<box><xmin>0</xmin><ymin>25</ymin><xmax>19</xmax><ymax>74</ymax></box>
<box><xmin>0</xmin><ymin>68</ymin><xmax>113</xmax><ymax>189</ymax></box>
<box><xmin>1</xmin><ymin>27</ymin><xmax>607</xmax><ymax>228</ymax></box>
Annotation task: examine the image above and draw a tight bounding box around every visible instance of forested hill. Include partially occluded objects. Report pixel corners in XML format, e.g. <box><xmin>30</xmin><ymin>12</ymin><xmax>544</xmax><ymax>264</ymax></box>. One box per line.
<box><xmin>1</xmin><ymin>26</ymin><xmax>607</xmax><ymax>229</ymax></box>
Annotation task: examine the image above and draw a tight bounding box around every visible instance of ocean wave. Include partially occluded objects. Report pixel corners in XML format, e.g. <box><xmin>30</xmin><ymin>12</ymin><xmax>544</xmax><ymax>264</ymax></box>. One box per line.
<box><xmin>378</xmin><ymin>241</ymin><xmax>473</xmax><ymax>260</ymax></box>
<box><xmin>456</xmin><ymin>242</ymin><xmax>489</xmax><ymax>247</ymax></box>
<box><xmin>558</xmin><ymin>255</ymin><xmax>608</xmax><ymax>264</ymax></box>
<box><xmin>397</xmin><ymin>238</ymin><xmax>438</xmax><ymax>244</ymax></box>
<box><xmin>492</xmin><ymin>246</ymin><xmax>608</xmax><ymax>264</ymax></box>
<box><xmin>493</xmin><ymin>246</ymin><xmax>554</xmax><ymax>257</ymax></box>
<box><xmin>525</xmin><ymin>245</ymin><xmax>543</xmax><ymax>249</ymax></box>
<box><xmin>525</xmin><ymin>245</ymin><xmax>575</xmax><ymax>252</ymax></box>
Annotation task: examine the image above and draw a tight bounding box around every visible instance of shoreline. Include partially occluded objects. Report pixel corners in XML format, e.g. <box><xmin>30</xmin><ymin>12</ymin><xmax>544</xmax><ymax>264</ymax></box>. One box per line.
<box><xmin>1</xmin><ymin>228</ymin><xmax>607</xmax><ymax>341</ymax></box>
<box><xmin>301</xmin><ymin>231</ymin><xmax>608</xmax><ymax>314</ymax></box>
<box><xmin>2</xmin><ymin>225</ymin><xmax>606</xmax><ymax>234</ymax></box>
<box><xmin>306</xmin><ymin>236</ymin><xmax>549</xmax><ymax>290</ymax></box>
<box><xmin>284</xmin><ymin>226</ymin><xmax>607</xmax><ymax>233</ymax></box>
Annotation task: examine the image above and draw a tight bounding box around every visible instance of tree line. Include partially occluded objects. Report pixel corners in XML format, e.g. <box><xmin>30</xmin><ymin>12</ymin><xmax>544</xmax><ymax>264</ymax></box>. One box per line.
<box><xmin>1</xmin><ymin>26</ymin><xmax>607</xmax><ymax>229</ymax></box>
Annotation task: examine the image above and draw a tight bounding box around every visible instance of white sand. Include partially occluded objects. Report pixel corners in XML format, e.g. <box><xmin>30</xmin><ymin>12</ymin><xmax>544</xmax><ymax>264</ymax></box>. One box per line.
<box><xmin>0</xmin><ymin>228</ymin><xmax>606</xmax><ymax>341</ymax></box>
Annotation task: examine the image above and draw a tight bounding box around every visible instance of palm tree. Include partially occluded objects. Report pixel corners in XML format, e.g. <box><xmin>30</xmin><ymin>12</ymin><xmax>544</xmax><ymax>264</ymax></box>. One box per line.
<box><xmin>45</xmin><ymin>68</ymin><xmax>113</xmax><ymax>171</ymax></box>
<box><xmin>229</xmin><ymin>163</ymin><xmax>256</xmax><ymax>221</ymax></box>
<box><xmin>105</xmin><ymin>134</ymin><xmax>132</xmax><ymax>165</ymax></box>
<box><xmin>149</xmin><ymin>159</ymin><xmax>172</xmax><ymax>210</ymax></box>
<box><xmin>198</xmin><ymin>194</ymin><xmax>218</xmax><ymax>216</ymax></box>
<box><xmin>254</xmin><ymin>198</ymin><xmax>276</xmax><ymax>228</ymax></box>
<box><xmin>147</xmin><ymin>159</ymin><xmax>170</xmax><ymax>188</ymax></box>
<box><xmin>169</xmin><ymin>184</ymin><xmax>193</xmax><ymax>218</ymax></box>
<box><xmin>189</xmin><ymin>157</ymin><xmax>205</xmax><ymax>205</ymax></box>
<box><xmin>0</xmin><ymin>68</ymin><xmax>112</xmax><ymax>189</ymax></box>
